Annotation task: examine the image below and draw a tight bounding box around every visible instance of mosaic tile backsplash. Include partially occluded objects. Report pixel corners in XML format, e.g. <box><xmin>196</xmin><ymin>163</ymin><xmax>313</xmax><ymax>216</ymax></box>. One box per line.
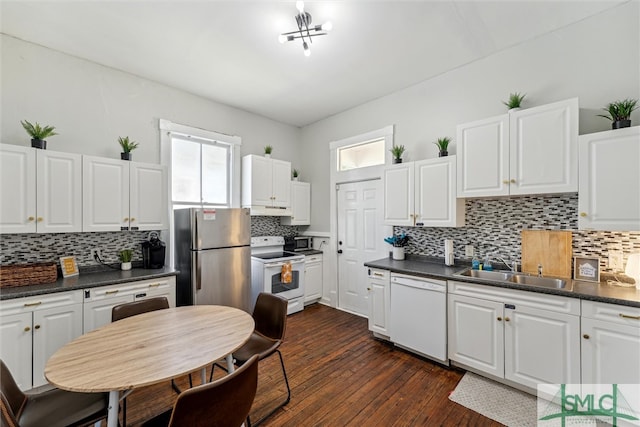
<box><xmin>395</xmin><ymin>194</ymin><xmax>640</xmax><ymax>273</ymax></box>
<box><xmin>0</xmin><ymin>231</ymin><xmax>160</xmax><ymax>266</ymax></box>
<box><xmin>251</xmin><ymin>216</ymin><xmax>299</xmax><ymax>237</ymax></box>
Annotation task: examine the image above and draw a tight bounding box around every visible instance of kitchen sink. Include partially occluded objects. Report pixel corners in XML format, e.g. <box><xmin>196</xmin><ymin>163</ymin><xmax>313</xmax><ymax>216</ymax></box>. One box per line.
<box><xmin>510</xmin><ymin>275</ymin><xmax>567</xmax><ymax>288</ymax></box>
<box><xmin>457</xmin><ymin>268</ymin><xmax>568</xmax><ymax>289</ymax></box>
<box><xmin>459</xmin><ymin>269</ymin><xmax>516</xmax><ymax>281</ymax></box>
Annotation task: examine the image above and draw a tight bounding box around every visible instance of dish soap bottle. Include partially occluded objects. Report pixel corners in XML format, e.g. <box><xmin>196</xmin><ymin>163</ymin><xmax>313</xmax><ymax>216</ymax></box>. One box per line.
<box><xmin>472</xmin><ymin>256</ymin><xmax>480</xmax><ymax>270</ymax></box>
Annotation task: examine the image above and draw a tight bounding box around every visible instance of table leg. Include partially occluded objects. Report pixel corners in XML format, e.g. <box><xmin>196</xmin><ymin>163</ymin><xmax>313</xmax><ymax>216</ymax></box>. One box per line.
<box><xmin>226</xmin><ymin>354</ymin><xmax>235</xmax><ymax>373</ymax></box>
<box><xmin>107</xmin><ymin>390</ymin><xmax>119</xmax><ymax>427</ymax></box>
<box><xmin>201</xmin><ymin>367</ymin><xmax>207</xmax><ymax>384</ymax></box>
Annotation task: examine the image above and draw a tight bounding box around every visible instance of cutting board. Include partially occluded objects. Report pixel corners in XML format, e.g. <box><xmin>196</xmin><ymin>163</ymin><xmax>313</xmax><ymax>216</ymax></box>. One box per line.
<box><xmin>521</xmin><ymin>230</ymin><xmax>573</xmax><ymax>278</ymax></box>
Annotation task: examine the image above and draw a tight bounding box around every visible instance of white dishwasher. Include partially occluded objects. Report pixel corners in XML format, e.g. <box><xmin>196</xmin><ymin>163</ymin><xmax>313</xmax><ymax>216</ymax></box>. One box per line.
<box><xmin>390</xmin><ymin>273</ymin><xmax>448</xmax><ymax>364</ymax></box>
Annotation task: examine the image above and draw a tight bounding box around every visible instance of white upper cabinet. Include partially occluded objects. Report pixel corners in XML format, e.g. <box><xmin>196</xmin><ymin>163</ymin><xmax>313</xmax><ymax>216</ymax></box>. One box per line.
<box><xmin>457</xmin><ymin>114</ymin><xmax>510</xmax><ymax>198</ymax></box>
<box><xmin>130</xmin><ymin>162</ymin><xmax>169</xmax><ymax>231</ymax></box>
<box><xmin>281</xmin><ymin>181</ymin><xmax>311</xmax><ymax>225</ymax></box>
<box><xmin>242</xmin><ymin>155</ymin><xmax>292</xmax><ymax>215</ymax></box>
<box><xmin>83</xmin><ymin>156</ymin><xmax>168</xmax><ymax>232</ymax></box>
<box><xmin>578</xmin><ymin>126</ymin><xmax>640</xmax><ymax>231</ymax></box>
<box><xmin>457</xmin><ymin>98</ymin><xmax>578</xmax><ymax>198</ymax></box>
<box><xmin>0</xmin><ymin>144</ymin><xmax>81</xmax><ymax>233</ymax></box>
<box><xmin>384</xmin><ymin>157</ymin><xmax>464</xmax><ymax>227</ymax></box>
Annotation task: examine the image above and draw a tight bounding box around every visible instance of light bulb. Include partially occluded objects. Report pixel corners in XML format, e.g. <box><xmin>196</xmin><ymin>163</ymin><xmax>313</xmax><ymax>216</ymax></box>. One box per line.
<box><xmin>278</xmin><ymin>34</ymin><xmax>288</xmax><ymax>44</ymax></box>
<box><xmin>321</xmin><ymin>21</ymin><xmax>333</xmax><ymax>31</ymax></box>
<box><xmin>303</xmin><ymin>41</ymin><xmax>310</xmax><ymax>57</ymax></box>
<box><xmin>296</xmin><ymin>1</ymin><xmax>304</xmax><ymax>13</ymax></box>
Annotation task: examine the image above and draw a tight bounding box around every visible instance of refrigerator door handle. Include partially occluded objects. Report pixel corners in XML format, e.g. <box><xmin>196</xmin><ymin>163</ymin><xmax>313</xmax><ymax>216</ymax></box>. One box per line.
<box><xmin>195</xmin><ymin>252</ymin><xmax>202</xmax><ymax>290</ymax></box>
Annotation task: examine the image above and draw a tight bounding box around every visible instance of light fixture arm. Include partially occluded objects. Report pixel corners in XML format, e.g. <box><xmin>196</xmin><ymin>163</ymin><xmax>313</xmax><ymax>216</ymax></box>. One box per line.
<box><xmin>279</xmin><ymin>1</ymin><xmax>331</xmax><ymax>56</ymax></box>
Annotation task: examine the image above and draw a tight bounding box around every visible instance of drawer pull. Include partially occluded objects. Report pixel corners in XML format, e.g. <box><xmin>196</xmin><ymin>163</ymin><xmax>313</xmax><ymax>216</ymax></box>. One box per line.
<box><xmin>583</xmin><ymin>334</ymin><xmax>590</xmax><ymax>339</ymax></box>
<box><xmin>24</xmin><ymin>326</ymin><xmax>31</xmax><ymax>332</ymax></box>
<box><xmin>105</xmin><ymin>290</ymin><xmax>119</xmax><ymax>295</ymax></box>
<box><xmin>619</xmin><ymin>313</ymin><xmax>640</xmax><ymax>320</ymax></box>
<box><xmin>373</xmin><ymin>272</ymin><xmax>385</xmax><ymax>277</ymax></box>
<box><xmin>148</xmin><ymin>283</ymin><xmax>160</xmax><ymax>288</ymax></box>
<box><xmin>24</xmin><ymin>301</ymin><xmax>42</xmax><ymax>307</ymax></box>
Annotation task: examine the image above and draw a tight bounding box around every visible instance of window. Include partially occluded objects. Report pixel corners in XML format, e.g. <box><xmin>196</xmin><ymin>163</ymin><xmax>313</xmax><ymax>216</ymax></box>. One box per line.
<box><xmin>337</xmin><ymin>138</ymin><xmax>386</xmax><ymax>171</ymax></box>
<box><xmin>160</xmin><ymin>119</ymin><xmax>241</xmax><ymax>210</ymax></box>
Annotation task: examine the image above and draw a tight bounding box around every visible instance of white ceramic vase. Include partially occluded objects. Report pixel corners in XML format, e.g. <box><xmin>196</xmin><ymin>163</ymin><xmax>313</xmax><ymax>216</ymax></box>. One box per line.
<box><xmin>121</xmin><ymin>262</ymin><xmax>132</xmax><ymax>271</ymax></box>
<box><xmin>392</xmin><ymin>247</ymin><xmax>405</xmax><ymax>261</ymax></box>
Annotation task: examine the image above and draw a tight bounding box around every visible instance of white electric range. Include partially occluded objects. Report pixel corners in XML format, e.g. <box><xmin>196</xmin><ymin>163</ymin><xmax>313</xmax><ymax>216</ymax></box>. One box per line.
<box><xmin>250</xmin><ymin>236</ymin><xmax>305</xmax><ymax>315</ymax></box>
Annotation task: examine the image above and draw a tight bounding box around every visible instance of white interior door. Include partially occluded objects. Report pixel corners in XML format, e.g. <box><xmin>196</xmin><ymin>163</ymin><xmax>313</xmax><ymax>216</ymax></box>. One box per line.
<box><xmin>337</xmin><ymin>180</ymin><xmax>386</xmax><ymax>316</ymax></box>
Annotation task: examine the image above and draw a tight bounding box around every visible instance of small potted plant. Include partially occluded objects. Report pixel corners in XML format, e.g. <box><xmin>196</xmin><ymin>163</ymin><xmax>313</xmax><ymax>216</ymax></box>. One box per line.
<box><xmin>118</xmin><ymin>249</ymin><xmax>133</xmax><ymax>271</ymax></box>
<box><xmin>264</xmin><ymin>145</ymin><xmax>273</xmax><ymax>158</ymax></box>
<box><xmin>434</xmin><ymin>137</ymin><xmax>451</xmax><ymax>157</ymax></box>
<box><xmin>503</xmin><ymin>92</ymin><xmax>526</xmax><ymax>111</ymax></box>
<box><xmin>118</xmin><ymin>136</ymin><xmax>139</xmax><ymax>161</ymax></box>
<box><xmin>597</xmin><ymin>98</ymin><xmax>638</xmax><ymax>129</ymax></box>
<box><xmin>390</xmin><ymin>144</ymin><xmax>405</xmax><ymax>164</ymax></box>
<box><xmin>21</xmin><ymin>120</ymin><xmax>57</xmax><ymax>149</ymax></box>
<box><xmin>292</xmin><ymin>169</ymin><xmax>299</xmax><ymax>181</ymax></box>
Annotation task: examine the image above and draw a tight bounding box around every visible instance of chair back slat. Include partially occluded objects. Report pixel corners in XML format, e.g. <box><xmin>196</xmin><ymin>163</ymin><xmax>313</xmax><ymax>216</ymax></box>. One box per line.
<box><xmin>112</xmin><ymin>297</ymin><xmax>170</xmax><ymax>322</ymax></box>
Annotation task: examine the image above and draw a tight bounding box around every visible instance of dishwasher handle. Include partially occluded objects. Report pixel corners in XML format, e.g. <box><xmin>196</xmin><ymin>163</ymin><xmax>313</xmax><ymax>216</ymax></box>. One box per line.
<box><xmin>391</xmin><ymin>275</ymin><xmax>446</xmax><ymax>292</ymax></box>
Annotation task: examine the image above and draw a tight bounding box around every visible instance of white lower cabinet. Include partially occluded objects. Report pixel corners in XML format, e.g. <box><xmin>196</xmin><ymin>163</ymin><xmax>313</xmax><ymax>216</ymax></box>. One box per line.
<box><xmin>581</xmin><ymin>300</ymin><xmax>640</xmax><ymax>385</ymax></box>
<box><xmin>304</xmin><ymin>254</ymin><xmax>323</xmax><ymax>304</ymax></box>
<box><xmin>0</xmin><ymin>290</ymin><xmax>83</xmax><ymax>390</ymax></box>
<box><xmin>448</xmin><ymin>281</ymin><xmax>580</xmax><ymax>391</ymax></box>
<box><xmin>83</xmin><ymin>276</ymin><xmax>176</xmax><ymax>332</ymax></box>
<box><xmin>367</xmin><ymin>268</ymin><xmax>390</xmax><ymax>337</ymax></box>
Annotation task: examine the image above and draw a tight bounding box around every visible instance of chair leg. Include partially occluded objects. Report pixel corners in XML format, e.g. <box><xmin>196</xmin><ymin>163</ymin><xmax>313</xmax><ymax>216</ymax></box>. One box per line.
<box><xmin>122</xmin><ymin>396</ymin><xmax>127</xmax><ymax>427</ymax></box>
<box><xmin>171</xmin><ymin>379</ymin><xmax>182</xmax><ymax>394</ymax></box>
<box><xmin>250</xmin><ymin>350</ymin><xmax>291</xmax><ymax>426</ymax></box>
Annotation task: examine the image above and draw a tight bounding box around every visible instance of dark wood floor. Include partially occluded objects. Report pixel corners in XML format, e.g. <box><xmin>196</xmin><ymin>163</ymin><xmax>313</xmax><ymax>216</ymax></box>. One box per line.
<box><xmin>125</xmin><ymin>303</ymin><xmax>502</xmax><ymax>426</ymax></box>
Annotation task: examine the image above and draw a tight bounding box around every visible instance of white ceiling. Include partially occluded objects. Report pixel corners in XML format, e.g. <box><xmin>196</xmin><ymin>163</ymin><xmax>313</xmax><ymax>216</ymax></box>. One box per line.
<box><xmin>0</xmin><ymin>1</ymin><xmax>623</xmax><ymax>127</ymax></box>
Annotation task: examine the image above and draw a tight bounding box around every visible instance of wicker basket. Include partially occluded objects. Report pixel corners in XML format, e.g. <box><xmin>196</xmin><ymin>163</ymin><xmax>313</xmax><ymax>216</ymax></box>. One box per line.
<box><xmin>0</xmin><ymin>262</ymin><xmax>58</xmax><ymax>288</ymax></box>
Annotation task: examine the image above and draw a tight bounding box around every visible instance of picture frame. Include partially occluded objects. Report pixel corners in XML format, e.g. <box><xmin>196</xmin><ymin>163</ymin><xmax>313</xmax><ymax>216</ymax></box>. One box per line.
<box><xmin>60</xmin><ymin>256</ymin><xmax>79</xmax><ymax>278</ymax></box>
<box><xmin>574</xmin><ymin>256</ymin><xmax>600</xmax><ymax>282</ymax></box>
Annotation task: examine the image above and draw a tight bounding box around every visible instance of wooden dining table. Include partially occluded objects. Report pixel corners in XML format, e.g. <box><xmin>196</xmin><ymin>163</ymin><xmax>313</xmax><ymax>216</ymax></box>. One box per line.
<box><xmin>45</xmin><ymin>305</ymin><xmax>255</xmax><ymax>427</ymax></box>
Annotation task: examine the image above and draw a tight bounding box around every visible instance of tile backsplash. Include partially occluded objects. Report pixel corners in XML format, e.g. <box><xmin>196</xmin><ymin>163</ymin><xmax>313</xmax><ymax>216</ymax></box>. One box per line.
<box><xmin>0</xmin><ymin>231</ymin><xmax>159</xmax><ymax>266</ymax></box>
<box><xmin>251</xmin><ymin>216</ymin><xmax>299</xmax><ymax>237</ymax></box>
<box><xmin>395</xmin><ymin>194</ymin><xmax>640</xmax><ymax>273</ymax></box>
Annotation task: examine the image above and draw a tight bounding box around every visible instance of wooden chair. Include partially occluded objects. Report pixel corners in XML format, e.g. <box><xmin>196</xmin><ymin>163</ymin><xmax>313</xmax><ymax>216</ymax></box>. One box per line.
<box><xmin>111</xmin><ymin>296</ymin><xmax>171</xmax><ymax>426</ymax></box>
<box><xmin>220</xmin><ymin>292</ymin><xmax>290</xmax><ymax>426</ymax></box>
<box><xmin>140</xmin><ymin>354</ymin><xmax>259</xmax><ymax>427</ymax></box>
<box><xmin>0</xmin><ymin>359</ymin><xmax>108</xmax><ymax>427</ymax></box>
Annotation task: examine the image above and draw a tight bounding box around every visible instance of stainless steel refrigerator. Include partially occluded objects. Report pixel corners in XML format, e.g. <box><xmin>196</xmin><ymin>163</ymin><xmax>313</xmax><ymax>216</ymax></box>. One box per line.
<box><xmin>173</xmin><ymin>208</ymin><xmax>254</xmax><ymax>312</ymax></box>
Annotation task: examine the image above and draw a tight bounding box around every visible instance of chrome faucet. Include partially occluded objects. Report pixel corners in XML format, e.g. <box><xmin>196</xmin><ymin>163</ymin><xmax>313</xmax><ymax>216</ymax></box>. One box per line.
<box><xmin>537</xmin><ymin>264</ymin><xmax>543</xmax><ymax>277</ymax></box>
<box><xmin>495</xmin><ymin>256</ymin><xmax>518</xmax><ymax>272</ymax></box>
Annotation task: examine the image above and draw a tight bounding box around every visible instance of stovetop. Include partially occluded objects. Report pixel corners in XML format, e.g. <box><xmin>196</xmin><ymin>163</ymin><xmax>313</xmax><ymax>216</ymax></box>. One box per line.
<box><xmin>252</xmin><ymin>251</ymin><xmax>298</xmax><ymax>260</ymax></box>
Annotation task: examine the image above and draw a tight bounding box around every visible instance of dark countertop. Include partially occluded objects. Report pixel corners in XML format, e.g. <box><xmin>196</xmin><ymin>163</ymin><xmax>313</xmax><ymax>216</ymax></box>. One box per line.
<box><xmin>0</xmin><ymin>267</ymin><xmax>179</xmax><ymax>300</ymax></box>
<box><xmin>298</xmin><ymin>249</ymin><xmax>324</xmax><ymax>256</ymax></box>
<box><xmin>365</xmin><ymin>255</ymin><xmax>640</xmax><ymax>308</ymax></box>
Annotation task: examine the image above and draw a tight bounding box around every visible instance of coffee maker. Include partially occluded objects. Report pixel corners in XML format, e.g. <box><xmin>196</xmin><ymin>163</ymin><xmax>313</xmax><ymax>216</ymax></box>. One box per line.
<box><xmin>142</xmin><ymin>232</ymin><xmax>166</xmax><ymax>269</ymax></box>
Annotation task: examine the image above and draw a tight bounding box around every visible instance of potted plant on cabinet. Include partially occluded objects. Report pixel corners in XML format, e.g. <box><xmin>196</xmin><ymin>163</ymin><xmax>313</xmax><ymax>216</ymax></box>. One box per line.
<box><xmin>292</xmin><ymin>169</ymin><xmax>299</xmax><ymax>181</ymax></box>
<box><xmin>20</xmin><ymin>120</ymin><xmax>58</xmax><ymax>149</ymax></box>
<box><xmin>434</xmin><ymin>137</ymin><xmax>451</xmax><ymax>157</ymax></box>
<box><xmin>264</xmin><ymin>145</ymin><xmax>273</xmax><ymax>158</ymax></box>
<box><xmin>390</xmin><ymin>145</ymin><xmax>405</xmax><ymax>164</ymax></box>
<box><xmin>118</xmin><ymin>136</ymin><xmax>139</xmax><ymax>161</ymax></box>
<box><xmin>598</xmin><ymin>98</ymin><xmax>638</xmax><ymax>129</ymax></box>
<box><xmin>118</xmin><ymin>249</ymin><xmax>133</xmax><ymax>271</ymax></box>
<box><xmin>502</xmin><ymin>92</ymin><xmax>526</xmax><ymax>111</ymax></box>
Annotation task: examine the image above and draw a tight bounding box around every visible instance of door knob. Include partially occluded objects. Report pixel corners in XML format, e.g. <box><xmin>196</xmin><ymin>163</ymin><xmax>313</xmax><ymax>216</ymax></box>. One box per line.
<box><xmin>337</xmin><ymin>249</ymin><xmax>343</xmax><ymax>254</ymax></box>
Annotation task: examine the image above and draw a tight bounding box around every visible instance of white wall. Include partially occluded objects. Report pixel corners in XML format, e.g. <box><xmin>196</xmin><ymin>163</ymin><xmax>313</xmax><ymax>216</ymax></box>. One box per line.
<box><xmin>299</xmin><ymin>1</ymin><xmax>640</xmax><ymax>233</ymax></box>
<box><xmin>1</xmin><ymin>35</ymin><xmax>301</xmax><ymax>164</ymax></box>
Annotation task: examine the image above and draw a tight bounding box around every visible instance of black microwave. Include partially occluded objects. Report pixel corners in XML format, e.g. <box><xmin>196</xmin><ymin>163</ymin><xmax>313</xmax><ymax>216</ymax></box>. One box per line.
<box><xmin>285</xmin><ymin>236</ymin><xmax>313</xmax><ymax>252</ymax></box>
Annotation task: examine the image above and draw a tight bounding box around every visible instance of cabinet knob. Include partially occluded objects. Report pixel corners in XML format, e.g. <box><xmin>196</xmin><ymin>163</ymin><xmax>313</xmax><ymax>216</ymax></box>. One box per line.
<box><xmin>123</xmin><ymin>217</ymin><xmax>129</xmax><ymax>222</ymax></box>
<box><xmin>130</xmin><ymin>217</ymin><xmax>136</xmax><ymax>222</ymax></box>
<box><xmin>28</xmin><ymin>216</ymin><xmax>35</xmax><ymax>222</ymax></box>
<box><xmin>510</xmin><ymin>179</ymin><xmax>516</xmax><ymax>184</ymax></box>
<box><xmin>502</xmin><ymin>180</ymin><xmax>510</xmax><ymax>184</ymax></box>
<box><xmin>34</xmin><ymin>324</ymin><xmax>41</xmax><ymax>330</ymax></box>
<box><xmin>497</xmin><ymin>317</ymin><xmax>502</xmax><ymax>321</ymax></box>
<box><xmin>504</xmin><ymin>317</ymin><xmax>510</xmax><ymax>322</ymax></box>
<box><xmin>580</xmin><ymin>212</ymin><xmax>588</xmax><ymax>217</ymax></box>
<box><xmin>24</xmin><ymin>326</ymin><xmax>31</xmax><ymax>332</ymax></box>
<box><xmin>583</xmin><ymin>334</ymin><xmax>590</xmax><ymax>339</ymax></box>
<box><xmin>37</xmin><ymin>217</ymin><xmax>43</xmax><ymax>222</ymax></box>
<box><xmin>367</xmin><ymin>287</ymin><xmax>371</xmax><ymax>291</ymax></box>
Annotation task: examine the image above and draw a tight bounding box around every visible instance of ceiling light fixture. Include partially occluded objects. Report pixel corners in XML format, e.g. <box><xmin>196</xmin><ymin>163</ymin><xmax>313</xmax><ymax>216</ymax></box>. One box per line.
<box><xmin>278</xmin><ymin>1</ymin><xmax>331</xmax><ymax>57</ymax></box>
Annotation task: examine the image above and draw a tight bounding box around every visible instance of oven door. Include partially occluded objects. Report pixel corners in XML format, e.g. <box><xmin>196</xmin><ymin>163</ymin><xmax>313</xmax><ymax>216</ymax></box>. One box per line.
<box><xmin>263</xmin><ymin>259</ymin><xmax>305</xmax><ymax>300</ymax></box>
